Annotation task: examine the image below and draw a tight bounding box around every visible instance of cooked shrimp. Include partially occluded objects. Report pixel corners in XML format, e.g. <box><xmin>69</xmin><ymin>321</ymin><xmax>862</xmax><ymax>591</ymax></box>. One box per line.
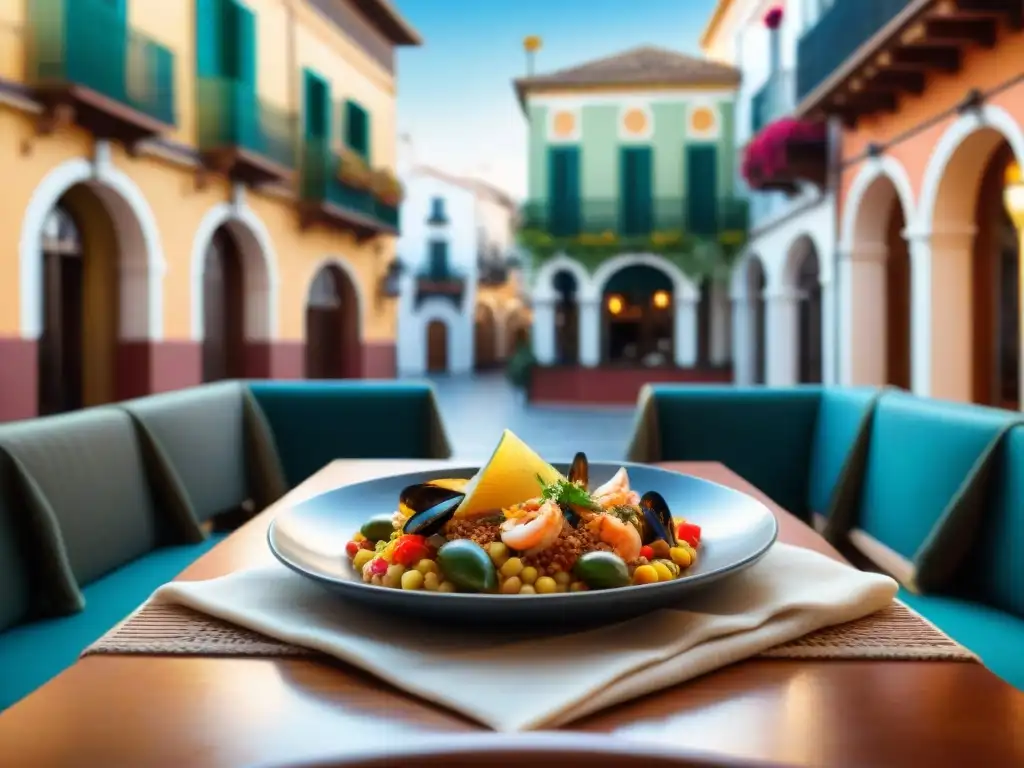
<box><xmin>500</xmin><ymin>500</ymin><xmax>564</xmax><ymax>552</ymax></box>
<box><xmin>593</xmin><ymin>467</ymin><xmax>639</xmax><ymax>508</ymax></box>
<box><xmin>588</xmin><ymin>513</ymin><xmax>642</xmax><ymax>561</ymax></box>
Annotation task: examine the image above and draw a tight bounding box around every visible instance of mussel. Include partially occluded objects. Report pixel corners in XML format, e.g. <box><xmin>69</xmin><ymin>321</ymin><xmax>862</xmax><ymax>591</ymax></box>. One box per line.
<box><xmin>638</xmin><ymin>490</ymin><xmax>678</xmax><ymax>547</ymax></box>
<box><xmin>567</xmin><ymin>452</ymin><xmax>589</xmax><ymax>488</ymax></box>
<box><xmin>399</xmin><ymin>481</ymin><xmax>466</xmax><ymax>536</ymax></box>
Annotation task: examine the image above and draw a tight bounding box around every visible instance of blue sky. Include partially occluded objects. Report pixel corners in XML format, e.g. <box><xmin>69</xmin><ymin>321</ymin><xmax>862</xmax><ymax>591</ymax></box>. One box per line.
<box><xmin>393</xmin><ymin>0</ymin><xmax>719</xmax><ymax>200</ymax></box>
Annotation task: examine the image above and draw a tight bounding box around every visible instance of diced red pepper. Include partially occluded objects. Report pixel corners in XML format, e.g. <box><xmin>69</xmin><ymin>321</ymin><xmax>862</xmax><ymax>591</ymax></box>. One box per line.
<box><xmin>392</xmin><ymin>534</ymin><xmax>430</xmax><ymax>567</ymax></box>
<box><xmin>677</xmin><ymin>522</ymin><xmax>702</xmax><ymax>548</ymax></box>
<box><xmin>369</xmin><ymin>558</ymin><xmax>389</xmax><ymax>576</ymax></box>
<box><xmin>345</xmin><ymin>541</ymin><xmax>360</xmax><ymax>558</ymax></box>
<box><xmin>639</xmin><ymin>545</ymin><xmax>654</xmax><ymax>561</ymax></box>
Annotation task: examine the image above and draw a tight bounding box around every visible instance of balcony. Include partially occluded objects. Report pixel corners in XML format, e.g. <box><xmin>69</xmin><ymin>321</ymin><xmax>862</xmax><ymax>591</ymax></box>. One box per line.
<box><xmin>195</xmin><ymin>79</ymin><xmax>297</xmax><ymax>189</ymax></box>
<box><xmin>415</xmin><ymin>264</ymin><xmax>466</xmax><ymax>309</ymax></box>
<box><xmin>24</xmin><ymin>0</ymin><xmax>175</xmax><ymax>150</ymax></box>
<box><xmin>743</xmin><ymin>119</ymin><xmax>829</xmax><ymax>194</ymax></box>
<box><xmin>796</xmin><ymin>0</ymin><xmax>1023</xmax><ymax>124</ymax></box>
<box><xmin>298</xmin><ymin>142</ymin><xmax>400</xmax><ymax>239</ymax></box>
<box><xmin>750</xmin><ymin>69</ymin><xmax>795</xmax><ymax>135</ymax></box>
<box><xmin>478</xmin><ymin>259</ymin><xmax>510</xmax><ymax>286</ymax></box>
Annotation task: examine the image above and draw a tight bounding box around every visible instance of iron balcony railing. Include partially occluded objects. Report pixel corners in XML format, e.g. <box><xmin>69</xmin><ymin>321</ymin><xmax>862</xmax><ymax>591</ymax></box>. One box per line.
<box><xmin>796</xmin><ymin>0</ymin><xmax>910</xmax><ymax>102</ymax></box>
<box><xmin>520</xmin><ymin>197</ymin><xmax>749</xmax><ymax>239</ymax></box>
<box><xmin>26</xmin><ymin>0</ymin><xmax>176</xmax><ymax>125</ymax></box>
<box><xmin>197</xmin><ymin>78</ymin><xmax>297</xmax><ymax>168</ymax></box>
<box><xmin>751</xmin><ymin>69</ymin><xmax>795</xmax><ymax>134</ymax></box>
<box><xmin>300</xmin><ymin>140</ymin><xmax>399</xmax><ymax>230</ymax></box>
<box><xmin>416</xmin><ymin>263</ymin><xmax>465</xmax><ymax>282</ymax></box>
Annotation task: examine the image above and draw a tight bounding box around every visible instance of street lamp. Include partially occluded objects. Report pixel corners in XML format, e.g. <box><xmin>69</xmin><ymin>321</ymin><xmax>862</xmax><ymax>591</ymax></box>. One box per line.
<box><xmin>1003</xmin><ymin>160</ymin><xmax>1024</xmax><ymax>410</ymax></box>
<box><xmin>523</xmin><ymin>35</ymin><xmax>542</xmax><ymax>76</ymax></box>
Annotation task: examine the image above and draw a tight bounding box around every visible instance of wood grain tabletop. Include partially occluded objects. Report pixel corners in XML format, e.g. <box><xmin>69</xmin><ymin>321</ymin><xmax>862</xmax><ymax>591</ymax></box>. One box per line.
<box><xmin>0</xmin><ymin>460</ymin><xmax>1021</xmax><ymax>768</ymax></box>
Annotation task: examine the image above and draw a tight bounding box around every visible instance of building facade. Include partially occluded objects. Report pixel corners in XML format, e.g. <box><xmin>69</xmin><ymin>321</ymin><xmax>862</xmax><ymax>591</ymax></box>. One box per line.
<box><xmin>514</xmin><ymin>46</ymin><xmax>748</xmax><ymax>403</ymax></box>
<box><xmin>395</xmin><ymin>166</ymin><xmax>477</xmax><ymax>376</ymax></box>
<box><xmin>703</xmin><ymin>0</ymin><xmax>836</xmax><ymax>388</ymax></box>
<box><xmin>795</xmin><ymin>0</ymin><xmax>1023</xmax><ymax>409</ymax></box>
<box><xmin>0</xmin><ymin>0</ymin><xmax>419</xmax><ymax>421</ymax></box>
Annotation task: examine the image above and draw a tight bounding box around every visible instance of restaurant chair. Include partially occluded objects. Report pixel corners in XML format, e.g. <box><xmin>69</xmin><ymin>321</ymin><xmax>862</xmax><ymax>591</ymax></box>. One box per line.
<box><xmin>0</xmin><ymin>406</ymin><xmax>210</xmax><ymax>709</ymax></box>
<box><xmin>626</xmin><ymin>385</ymin><xmax>882</xmax><ymax>524</ymax></box>
<box><xmin>119</xmin><ymin>381</ymin><xmax>289</xmax><ymax>532</ymax></box>
<box><xmin>246</xmin><ymin>380</ymin><xmax>454</xmax><ymax>488</ymax></box>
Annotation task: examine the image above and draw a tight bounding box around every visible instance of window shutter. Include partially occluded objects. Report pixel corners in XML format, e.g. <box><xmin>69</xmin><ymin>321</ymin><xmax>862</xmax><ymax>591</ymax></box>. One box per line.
<box><xmin>619</xmin><ymin>147</ymin><xmax>652</xmax><ymax>235</ymax></box>
<box><xmin>194</xmin><ymin>0</ymin><xmax>223</xmax><ymax>78</ymax></box>
<box><xmin>547</xmin><ymin>146</ymin><xmax>581</xmax><ymax>237</ymax></box>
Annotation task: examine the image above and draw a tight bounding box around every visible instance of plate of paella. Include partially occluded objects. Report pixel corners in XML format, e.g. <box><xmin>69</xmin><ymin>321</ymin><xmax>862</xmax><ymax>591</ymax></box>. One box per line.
<box><xmin>267</xmin><ymin>430</ymin><xmax>778</xmax><ymax>625</ymax></box>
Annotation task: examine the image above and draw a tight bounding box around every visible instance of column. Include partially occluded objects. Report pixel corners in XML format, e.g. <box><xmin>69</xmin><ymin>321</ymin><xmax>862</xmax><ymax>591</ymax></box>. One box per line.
<box><xmin>730</xmin><ymin>288</ymin><xmax>752</xmax><ymax>384</ymax></box>
<box><xmin>764</xmin><ymin>286</ymin><xmax>801</xmax><ymax>386</ymax></box>
<box><xmin>709</xmin><ymin>280</ymin><xmax>731</xmax><ymax>366</ymax></box>
<box><xmin>842</xmin><ymin>242</ymin><xmax>888</xmax><ymax>387</ymax></box>
<box><xmin>674</xmin><ymin>293</ymin><xmax>699</xmax><ymax>367</ymax></box>
<box><xmin>819</xmin><ymin>274</ymin><xmax>836</xmax><ymax>386</ymax></box>
<box><xmin>578</xmin><ymin>298</ymin><xmax>601</xmax><ymax>367</ymax></box>
<box><xmin>531</xmin><ymin>298</ymin><xmax>556</xmax><ymax>365</ymax></box>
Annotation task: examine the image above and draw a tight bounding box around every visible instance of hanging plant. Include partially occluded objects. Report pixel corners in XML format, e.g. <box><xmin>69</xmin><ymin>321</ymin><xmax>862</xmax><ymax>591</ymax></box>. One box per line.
<box><xmin>336</xmin><ymin>148</ymin><xmax>372</xmax><ymax>190</ymax></box>
<box><xmin>764</xmin><ymin>6</ymin><xmax>783</xmax><ymax>30</ymax></box>
<box><xmin>742</xmin><ymin>117</ymin><xmax>827</xmax><ymax>188</ymax></box>
<box><xmin>370</xmin><ymin>167</ymin><xmax>404</xmax><ymax>206</ymax></box>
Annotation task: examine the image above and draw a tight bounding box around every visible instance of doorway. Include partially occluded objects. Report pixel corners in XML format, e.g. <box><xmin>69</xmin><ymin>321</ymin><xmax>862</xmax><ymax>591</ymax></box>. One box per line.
<box><xmin>795</xmin><ymin>245</ymin><xmax>822</xmax><ymax>384</ymax></box>
<box><xmin>38</xmin><ymin>205</ymin><xmax>84</xmax><ymax>415</ymax></box>
<box><xmin>474</xmin><ymin>303</ymin><xmax>498</xmax><ymax>370</ymax></box>
<box><xmin>426</xmin><ymin>319</ymin><xmax>448</xmax><ymax>372</ymax></box>
<box><xmin>202</xmin><ymin>226</ymin><xmax>246</xmax><ymax>382</ymax></box>
<box><xmin>553</xmin><ymin>270</ymin><xmax>579</xmax><ymax>364</ymax></box>
<box><xmin>747</xmin><ymin>258</ymin><xmax>767</xmax><ymax>384</ymax></box>
<box><xmin>602</xmin><ymin>264</ymin><xmax>674</xmax><ymax>365</ymax></box>
<box><xmin>305</xmin><ymin>264</ymin><xmax>360</xmax><ymax>379</ymax></box>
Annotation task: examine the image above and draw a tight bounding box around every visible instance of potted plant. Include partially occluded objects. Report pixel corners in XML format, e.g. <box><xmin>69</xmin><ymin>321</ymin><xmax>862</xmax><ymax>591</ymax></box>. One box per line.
<box><xmin>505</xmin><ymin>341</ymin><xmax>535</xmax><ymax>392</ymax></box>
<box><xmin>370</xmin><ymin>168</ymin><xmax>404</xmax><ymax>207</ymax></box>
<box><xmin>337</xmin><ymin>148</ymin><xmax>372</xmax><ymax>189</ymax></box>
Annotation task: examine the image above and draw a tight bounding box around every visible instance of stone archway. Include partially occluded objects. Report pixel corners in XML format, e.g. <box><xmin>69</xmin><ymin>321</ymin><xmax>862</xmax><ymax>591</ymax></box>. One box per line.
<box><xmin>529</xmin><ymin>254</ymin><xmax>589</xmax><ymax>365</ymax></box>
<box><xmin>783</xmin><ymin>235</ymin><xmax>823</xmax><ymax>384</ymax></box>
<box><xmin>916</xmin><ymin>106</ymin><xmax>1024</xmax><ymax>405</ymax></box>
<box><xmin>18</xmin><ymin>155</ymin><xmax>164</xmax><ymax>416</ymax></box>
<box><xmin>840</xmin><ymin>161</ymin><xmax>914</xmax><ymax>390</ymax></box>
<box><xmin>304</xmin><ymin>262</ymin><xmax>361</xmax><ymax>379</ymax></box>
<box><xmin>552</xmin><ymin>269</ymin><xmax>579</xmax><ymax>365</ymax></box>
<box><xmin>599</xmin><ymin>264</ymin><xmax>674</xmax><ymax>366</ymax></box>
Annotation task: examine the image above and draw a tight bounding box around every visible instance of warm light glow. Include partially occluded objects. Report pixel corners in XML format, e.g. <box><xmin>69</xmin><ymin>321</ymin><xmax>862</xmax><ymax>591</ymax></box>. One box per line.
<box><xmin>607</xmin><ymin>295</ymin><xmax>624</xmax><ymax>315</ymax></box>
<box><xmin>652</xmin><ymin>290</ymin><xmax>670</xmax><ymax>309</ymax></box>
<box><xmin>1003</xmin><ymin>161</ymin><xmax>1024</xmax><ymax>226</ymax></box>
<box><xmin>1006</xmin><ymin>160</ymin><xmax>1022</xmax><ymax>187</ymax></box>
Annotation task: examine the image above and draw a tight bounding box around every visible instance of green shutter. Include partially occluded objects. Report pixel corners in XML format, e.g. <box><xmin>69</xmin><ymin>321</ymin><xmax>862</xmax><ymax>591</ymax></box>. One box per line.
<box><xmin>547</xmin><ymin>146</ymin><xmax>581</xmax><ymax>237</ymax></box>
<box><xmin>236</xmin><ymin>3</ymin><xmax>256</xmax><ymax>89</ymax></box>
<box><xmin>344</xmin><ymin>100</ymin><xmax>370</xmax><ymax>159</ymax></box>
<box><xmin>619</xmin><ymin>147</ymin><xmax>653</xmax><ymax>236</ymax></box>
<box><xmin>195</xmin><ymin>0</ymin><xmax>223</xmax><ymax>78</ymax></box>
<box><xmin>685</xmin><ymin>144</ymin><xmax>718</xmax><ymax>236</ymax></box>
<box><xmin>429</xmin><ymin>240</ymin><xmax>448</xmax><ymax>276</ymax></box>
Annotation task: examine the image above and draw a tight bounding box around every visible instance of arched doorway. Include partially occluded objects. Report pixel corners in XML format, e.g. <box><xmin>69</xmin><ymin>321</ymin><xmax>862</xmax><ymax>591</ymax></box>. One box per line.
<box><xmin>553</xmin><ymin>270</ymin><xmax>579</xmax><ymax>364</ymax></box>
<box><xmin>788</xmin><ymin>237</ymin><xmax>823</xmax><ymax>384</ymax></box>
<box><xmin>426</xmin><ymin>319</ymin><xmax>448</xmax><ymax>373</ymax></box>
<box><xmin>507</xmin><ymin>312</ymin><xmax>531</xmax><ymax>355</ymax></box>
<box><xmin>747</xmin><ymin>258</ymin><xmax>767</xmax><ymax>384</ymax></box>
<box><xmin>202</xmin><ymin>227</ymin><xmax>246</xmax><ymax>382</ymax></box>
<box><xmin>474</xmin><ymin>303</ymin><xmax>498</xmax><ymax>370</ymax></box>
<box><xmin>305</xmin><ymin>264</ymin><xmax>360</xmax><ymax>379</ymax></box>
<box><xmin>602</xmin><ymin>264</ymin><xmax>674</xmax><ymax>366</ymax></box>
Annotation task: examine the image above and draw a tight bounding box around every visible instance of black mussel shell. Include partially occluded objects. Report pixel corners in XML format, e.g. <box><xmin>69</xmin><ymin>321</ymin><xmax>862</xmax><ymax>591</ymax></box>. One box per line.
<box><xmin>567</xmin><ymin>452</ymin><xmax>589</xmax><ymax>488</ymax></box>
<box><xmin>403</xmin><ymin>495</ymin><xmax>464</xmax><ymax>536</ymax></box>
<box><xmin>639</xmin><ymin>491</ymin><xmax>678</xmax><ymax>546</ymax></box>
<box><xmin>399</xmin><ymin>482</ymin><xmax>465</xmax><ymax>516</ymax></box>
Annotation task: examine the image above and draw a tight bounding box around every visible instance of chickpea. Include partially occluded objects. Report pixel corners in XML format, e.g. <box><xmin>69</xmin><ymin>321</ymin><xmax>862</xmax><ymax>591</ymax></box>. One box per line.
<box><xmin>520</xmin><ymin>566</ymin><xmax>539</xmax><ymax>585</ymax></box>
<box><xmin>669</xmin><ymin>547</ymin><xmax>692</xmax><ymax>568</ymax></box>
<box><xmin>651</xmin><ymin>561</ymin><xmax>674</xmax><ymax>582</ymax></box>
<box><xmin>519</xmin><ymin>584</ymin><xmax>537</xmax><ymax>595</ymax></box>
<box><xmin>416</xmin><ymin>559</ymin><xmax>438</xmax><ymax>574</ymax></box>
<box><xmin>500</xmin><ymin>557</ymin><xmax>524</xmax><ymax>578</ymax></box>
<box><xmin>535</xmin><ymin>576</ymin><xmax>557</xmax><ymax>594</ymax></box>
<box><xmin>352</xmin><ymin>549</ymin><xmax>375</xmax><ymax>571</ymax></box>
<box><xmin>633</xmin><ymin>564</ymin><xmax>659</xmax><ymax>585</ymax></box>
<box><xmin>423</xmin><ymin>571</ymin><xmax>440</xmax><ymax>591</ymax></box>
<box><xmin>487</xmin><ymin>542</ymin><xmax>509</xmax><ymax>564</ymax></box>
<box><xmin>501</xmin><ymin>576</ymin><xmax>523</xmax><ymax>594</ymax></box>
<box><xmin>383</xmin><ymin>563</ymin><xmax>406</xmax><ymax>588</ymax></box>
<box><xmin>552</xmin><ymin>570</ymin><xmax>571</xmax><ymax>586</ymax></box>
<box><xmin>569</xmin><ymin>581</ymin><xmax>589</xmax><ymax>592</ymax></box>
<box><xmin>650</xmin><ymin>540</ymin><xmax>671</xmax><ymax>559</ymax></box>
<box><xmin>437</xmin><ymin>580</ymin><xmax>456</xmax><ymax>593</ymax></box>
<box><xmin>401</xmin><ymin>569</ymin><xmax>425</xmax><ymax>590</ymax></box>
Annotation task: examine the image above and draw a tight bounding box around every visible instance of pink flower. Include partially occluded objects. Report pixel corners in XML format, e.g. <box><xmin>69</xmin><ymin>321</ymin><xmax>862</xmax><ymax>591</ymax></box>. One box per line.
<box><xmin>764</xmin><ymin>6</ymin><xmax>783</xmax><ymax>30</ymax></box>
<box><xmin>742</xmin><ymin>117</ymin><xmax>826</xmax><ymax>188</ymax></box>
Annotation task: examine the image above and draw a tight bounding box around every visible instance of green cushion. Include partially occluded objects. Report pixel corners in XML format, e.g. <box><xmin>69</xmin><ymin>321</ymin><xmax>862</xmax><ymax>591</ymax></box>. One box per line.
<box><xmin>0</xmin><ymin>535</ymin><xmax>225</xmax><ymax>711</ymax></box>
<box><xmin>899</xmin><ymin>589</ymin><xmax>1024</xmax><ymax>691</ymax></box>
<box><xmin>247</xmin><ymin>381</ymin><xmax>453</xmax><ymax>488</ymax></box>
<box><xmin>806</xmin><ymin>387</ymin><xmax>880</xmax><ymax>517</ymax></box>
<box><xmin>857</xmin><ymin>392</ymin><xmax>1019</xmax><ymax>562</ymax></box>
<box><xmin>649</xmin><ymin>386</ymin><xmax>822</xmax><ymax>520</ymax></box>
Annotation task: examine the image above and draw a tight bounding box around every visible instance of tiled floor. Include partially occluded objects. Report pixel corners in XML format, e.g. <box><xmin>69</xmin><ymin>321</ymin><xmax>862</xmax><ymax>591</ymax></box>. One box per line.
<box><xmin>426</xmin><ymin>373</ymin><xmax>636</xmax><ymax>462</ymax></box>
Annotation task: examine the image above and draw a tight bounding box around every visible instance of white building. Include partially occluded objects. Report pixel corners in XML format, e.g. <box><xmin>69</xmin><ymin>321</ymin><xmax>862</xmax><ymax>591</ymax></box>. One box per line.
<box><xmin>395</xmin><ymin>165</ymin><xmax>478</xmax><ymax>376</ymax></box>
<box><xmin>702</xmin><ymin>0</ymin><xmax>837</xmax><ymax>386</ymax></box>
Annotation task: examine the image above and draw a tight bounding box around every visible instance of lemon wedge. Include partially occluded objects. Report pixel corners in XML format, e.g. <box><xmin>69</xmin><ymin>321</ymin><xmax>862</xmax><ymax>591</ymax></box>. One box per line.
<box><xmin>454</xmin><ymin>429</ymin><xmax>563</xmax><ymax>518</ymax></box>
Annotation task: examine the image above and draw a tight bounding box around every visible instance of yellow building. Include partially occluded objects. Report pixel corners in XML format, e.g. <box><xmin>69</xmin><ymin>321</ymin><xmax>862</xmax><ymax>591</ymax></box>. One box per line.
<box><xmin>0</xmin><ymin>0</ymin><xmax>419</xmax><ymax>421</ymax></box>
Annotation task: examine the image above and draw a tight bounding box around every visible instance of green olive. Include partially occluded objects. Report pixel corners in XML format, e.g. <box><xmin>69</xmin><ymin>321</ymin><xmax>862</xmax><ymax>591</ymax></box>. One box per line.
<box><xmin>360</xmin><ymin>514</ymin><xmax>397</xmax><ymax>543</ymax></box>
<box><xmin>437</xmin><ymin>539</ymin><xmax>498</xmax><ymax>593</ymax></box>
<box><xmin>573</xmin><ymin>551</ymin><xmax>630</xmax><ymax>590</ymax></box>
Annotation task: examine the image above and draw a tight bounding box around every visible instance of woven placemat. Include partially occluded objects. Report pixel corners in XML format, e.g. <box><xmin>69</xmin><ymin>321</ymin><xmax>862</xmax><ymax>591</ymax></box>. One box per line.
<box><xmin>83</xmin><ymin>600</ymin><xmax>975</xmax><ymax>662</ymax></box>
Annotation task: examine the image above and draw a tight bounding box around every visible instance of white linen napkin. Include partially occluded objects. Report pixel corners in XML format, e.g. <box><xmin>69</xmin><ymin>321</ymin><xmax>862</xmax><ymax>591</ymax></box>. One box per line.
<box><xmin>152</xmin><ymin>543</ymin><xmax>897</xmax><ymax>731</ymax></box>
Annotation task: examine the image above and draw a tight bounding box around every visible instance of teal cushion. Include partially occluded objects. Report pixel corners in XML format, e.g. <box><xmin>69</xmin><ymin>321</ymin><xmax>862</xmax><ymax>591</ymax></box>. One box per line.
<box><xmin>248</xmin><ymin>381</ymin><xmax>440</xmax><ymax>487</ymax></box>
<box><xmin>899</xmin><ymin>589</ymin><xmax>1024</xmax><ymax>691</ymax></box>
<box><xmin>652</xmin><ymin>386</ymin><xmax>822</xmax><ymax>520</ymax></box>
<box><xmin>0</xmin><ymin>534</ymin><xmax>224</xmax><ymax>711</ymax></box>
<box><xmin>857</xmin><ymin>393</ymin><xmax>1019</xmax><ymax>560</ymax></box>
<box><xmin>806</xmin><ymin>387</ymin><xmax>879</xmax><ymax>516</ymax></box>
<box><xmin>964</xmin><ymin>427</ymin><xmax>1024</xmax><ymax>617</ymax></box>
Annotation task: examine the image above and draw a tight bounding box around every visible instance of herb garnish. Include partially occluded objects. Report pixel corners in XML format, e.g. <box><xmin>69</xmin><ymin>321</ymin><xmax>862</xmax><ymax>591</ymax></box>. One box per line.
<box><xmin>537</xmin><ymin>475</ymin><xmax>600</xmax><ymax>510</ymax></box>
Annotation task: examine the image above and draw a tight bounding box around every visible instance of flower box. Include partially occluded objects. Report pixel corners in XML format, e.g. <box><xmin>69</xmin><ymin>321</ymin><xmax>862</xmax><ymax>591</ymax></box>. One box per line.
<box><xmin>370</xmin><ymin>167</ymin><xmax>404</xmax><ymax>207</ymax></box>
<box><xmin>336</xmin><ymin>149</ymin><xmax>372</xmax><ymax>190</ymax></box>
<box><xmin>742</xmin><ymin>118</ymin><xmax>828</xmax><ymax>191</ymax></box>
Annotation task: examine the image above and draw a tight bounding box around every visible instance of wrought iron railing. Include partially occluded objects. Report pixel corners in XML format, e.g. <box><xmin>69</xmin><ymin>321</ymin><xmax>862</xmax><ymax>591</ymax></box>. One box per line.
<box><xmin>520</xmin><ymin>197</ymin><xmax>749</xmax><ymax>239</ymax></box>
<box><xmin>196</xmin><ymin>78</ymin><xmax>297</xmax><ymax>168</ymax></box>
<box><xmin>300</xmin><ymin>140</ymin><xmax>399</xmax><ymax>230</ymax></box>
<box><xmin>751</xmin><ymin>69</ymin><xmax>795</xmax><ymax>134</ymax></box>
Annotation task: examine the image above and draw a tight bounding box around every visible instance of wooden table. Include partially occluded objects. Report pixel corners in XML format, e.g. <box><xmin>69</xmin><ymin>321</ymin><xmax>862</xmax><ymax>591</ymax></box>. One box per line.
<box><xmin>1</xmin><ymin>461</ymin><xmax>1022</xmax><ymax>767</ymax></box>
